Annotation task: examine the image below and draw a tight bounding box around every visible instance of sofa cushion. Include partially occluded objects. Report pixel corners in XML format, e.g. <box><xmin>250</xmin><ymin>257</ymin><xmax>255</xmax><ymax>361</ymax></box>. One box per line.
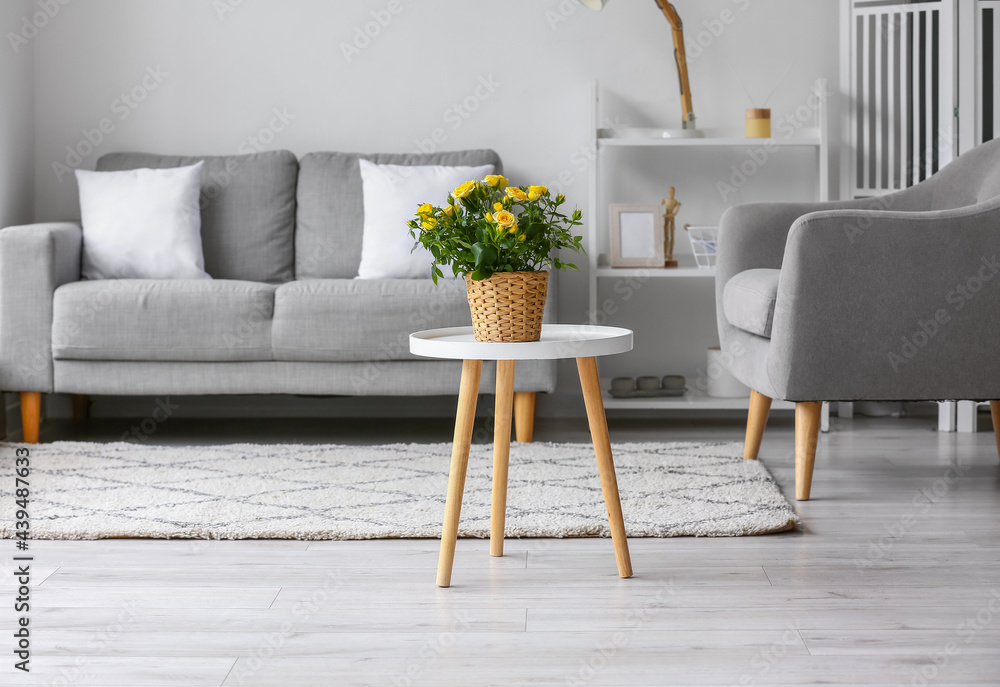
<box><xmin>272</xmin><ymin>278</ymin><xmax>471</xmax><ymax>362</ymax></box>
<box><xmin>96</xmin><ymin>151</ymin><xmax>298</xmax><ymax>283</ymax></box>
<box><xmin>722</xmin><ymin>268</ymin><xmax>780</xmax><ymax>338</ymax></box>
<box><xmin>295</xmin><ymin>150</ymin><xmax>502</xmax><ymax>279</ymax></box>
<box><xmin>52</xmin><ymin>280</ymin><xmax>276</xmax><ymax>362</ymax></box>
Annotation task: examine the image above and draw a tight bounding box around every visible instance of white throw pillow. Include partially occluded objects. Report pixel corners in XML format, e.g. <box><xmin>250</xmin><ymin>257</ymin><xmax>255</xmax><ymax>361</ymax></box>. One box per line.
<box><xmin>356</xmin><ymin>160</ymin><xmax>494</xmax><ymax>279</ymax></box>
<box><xmin>76</xmin><ymin>162</ymin><xmax>211</xmax><ymax>280</ymax></box>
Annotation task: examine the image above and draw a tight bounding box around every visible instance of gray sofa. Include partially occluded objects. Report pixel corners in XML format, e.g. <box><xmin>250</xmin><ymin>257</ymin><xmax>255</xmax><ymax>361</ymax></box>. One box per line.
<box><xmin>0</xmin><ymin>149</ymin><xmax>556</xmax><ymax>443</ymax></box>
<box><xmin>716</xmin><ymin>136</ymin><xmax>1000</xmax><ymax>500</ymax></box>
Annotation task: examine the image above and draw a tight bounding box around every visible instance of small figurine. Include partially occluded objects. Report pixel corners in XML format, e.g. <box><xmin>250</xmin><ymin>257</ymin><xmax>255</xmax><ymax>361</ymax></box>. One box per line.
<box><xmin>661</xmin><ymin>187</ymin><xmax>681</xmax><ymax>267</ymax></box>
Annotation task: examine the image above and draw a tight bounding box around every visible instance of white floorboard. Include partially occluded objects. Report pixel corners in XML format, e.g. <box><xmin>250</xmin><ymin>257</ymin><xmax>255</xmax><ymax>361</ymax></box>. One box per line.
<box><xmin>1</xmin><ymin>414</ymin><xmax>998</xmax><ymax>685</ymax></box>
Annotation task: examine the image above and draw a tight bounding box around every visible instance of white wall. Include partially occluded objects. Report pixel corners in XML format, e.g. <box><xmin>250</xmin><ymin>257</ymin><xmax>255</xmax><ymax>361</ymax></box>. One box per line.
<box><xmin>0</xmin><ymin>0</ymin><xmax>35</xmax><ymax>229</ymax></box>
<box><xmin>28</xmin><ymin>0</ymin><xmax>841</xmax><ymax>416</ymax></box>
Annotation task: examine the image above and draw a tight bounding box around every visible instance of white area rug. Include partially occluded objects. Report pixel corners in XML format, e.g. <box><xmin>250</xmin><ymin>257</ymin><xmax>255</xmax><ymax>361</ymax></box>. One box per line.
<box><xmin>0</xmin><ymin>441</ymin><xmax>796</xmax><ymax>540</ymax></box>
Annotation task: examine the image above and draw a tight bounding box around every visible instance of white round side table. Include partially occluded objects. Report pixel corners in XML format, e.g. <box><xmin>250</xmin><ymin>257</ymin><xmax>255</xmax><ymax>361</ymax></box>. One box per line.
<box><xmin>410</xmin><ymin>324</ymin><xmax>634</xmax><ymax>587</ymax></box>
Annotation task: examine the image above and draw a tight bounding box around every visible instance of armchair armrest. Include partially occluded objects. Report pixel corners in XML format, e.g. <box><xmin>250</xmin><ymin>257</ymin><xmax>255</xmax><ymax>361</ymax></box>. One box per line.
<box><xmin>0</xmin><ymin>222</ymin><xmax>82</xmax><ymax>392</ymax></box>
<box><xmin>769</xmin><ymin>198</ymin><xmax>1000</xmax><ymax>401</ymax></box>
<box><xmin>716</xmin><ymin>187</ymin><xmax>926</xmax><ymax>355</ymax></box>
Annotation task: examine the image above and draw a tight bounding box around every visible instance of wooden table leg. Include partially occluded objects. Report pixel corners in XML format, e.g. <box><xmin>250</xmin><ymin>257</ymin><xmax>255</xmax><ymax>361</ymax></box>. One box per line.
<box><xmin>576</xmin><ymin>356</ymin><xmax>633</xmax><ymax>579</ymax></box>
<box><xmin>437</xmin><ymin>359</ymin><xmax>482</xmax><ymax>588</ymax></box>
<box><xmin>491</xmin><ymin>360</ymin><xmax>516</xmax><ymax>557</ymax></box>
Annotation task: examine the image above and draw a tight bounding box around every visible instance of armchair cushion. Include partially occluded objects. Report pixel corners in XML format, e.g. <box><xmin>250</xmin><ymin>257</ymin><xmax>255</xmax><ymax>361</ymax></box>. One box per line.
<box><xmin>723</xmin><ymin>268</ymin><xmax>779</xmax><ymax>338</ymax></box>
<box><xmin>52</xmin><ymin>280</ymin><xmax>276</xmax><ymax>362</ymax></box>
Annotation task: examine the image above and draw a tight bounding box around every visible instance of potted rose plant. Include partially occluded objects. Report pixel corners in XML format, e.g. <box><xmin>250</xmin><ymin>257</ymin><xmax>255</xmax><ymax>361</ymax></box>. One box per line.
<box><xmin>408</xmin><ymin>174</ymin><xmax>584</xmax><ymax>342</ymax></box>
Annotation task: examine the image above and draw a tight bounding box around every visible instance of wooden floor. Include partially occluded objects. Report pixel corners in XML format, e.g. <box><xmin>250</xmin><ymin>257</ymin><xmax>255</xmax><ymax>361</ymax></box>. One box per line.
<box><xmin>3</xmin><ymin>413</ymin><xmax>1000</xmax><ymax>686</ymax></box>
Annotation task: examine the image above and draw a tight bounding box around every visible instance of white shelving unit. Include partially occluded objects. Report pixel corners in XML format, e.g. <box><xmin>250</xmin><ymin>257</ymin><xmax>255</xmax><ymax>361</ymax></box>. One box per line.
<box><xmin>600</xmin><ymin>380</ymin><xmax>796</xmax><ymax>411</ymax></box>
<box><xmin>586</xmin><ymin>80</ymin><xmax>830</xmax><ymax>423</ymax></box>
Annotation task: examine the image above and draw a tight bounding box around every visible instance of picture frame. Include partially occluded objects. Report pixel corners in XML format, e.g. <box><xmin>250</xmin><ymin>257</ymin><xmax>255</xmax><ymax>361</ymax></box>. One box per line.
<box><xmin>609</xmin><ymin>203</ymin><xmax>665</xmax><ymax>267</ymax></box>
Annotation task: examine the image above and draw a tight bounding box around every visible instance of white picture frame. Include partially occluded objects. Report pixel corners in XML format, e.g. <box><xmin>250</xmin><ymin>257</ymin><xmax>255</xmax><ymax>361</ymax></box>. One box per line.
<box><xmin>609</xmin><ymin>203</ymin><xmax>665</xmax><ymax>267</ymax></box>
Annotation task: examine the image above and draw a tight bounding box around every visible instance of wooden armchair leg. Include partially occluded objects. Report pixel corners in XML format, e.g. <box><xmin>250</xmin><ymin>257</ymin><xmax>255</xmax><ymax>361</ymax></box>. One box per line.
<box><xmin>991</xmin><ymin>401</ymin><xmax>1000</xmax><ymax>463</ymax></box>
<box><xmin>513</xmin><ymin>392</ymin><xmax>536</xmax><ymax>443</ymax></box>
<box><xmin>795</xmin><ymin>402</ymin><xmax>823</xmax><ymax>501</ymax></box>
<box><xmin>20</xmin><ymin>392</ymin><xmax>41</xmax><ymax>444</ymax></box>
<box><xmin>744</xmin><ymin>390</ymin><xmax>772</xmax><ymax>460</ymax></box>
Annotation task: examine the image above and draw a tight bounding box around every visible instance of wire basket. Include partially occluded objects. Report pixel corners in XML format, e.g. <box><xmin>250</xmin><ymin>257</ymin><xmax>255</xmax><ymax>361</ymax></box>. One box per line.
<box><xmin>685</xmin><ymin>225</ymin><xmax>719</xmax><ymax>269</ymax></box>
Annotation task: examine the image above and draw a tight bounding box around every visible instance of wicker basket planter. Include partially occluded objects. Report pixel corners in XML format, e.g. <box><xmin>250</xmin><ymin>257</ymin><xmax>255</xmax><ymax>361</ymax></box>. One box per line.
<box><xmin>466</xmin><ymin>271</ymin><xmax>548</xmax><ymax>342</ymax></box>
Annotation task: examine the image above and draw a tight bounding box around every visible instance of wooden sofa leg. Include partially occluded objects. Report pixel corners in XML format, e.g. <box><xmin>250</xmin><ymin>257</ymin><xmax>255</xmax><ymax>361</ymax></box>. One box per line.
<box><xmin>795</xmin><ymin>402</ymin><xmax>823</xmax><ymax>501</ymax></box>
<box><xmin>991</xmin><ymin>401</ymin><xmax>1000</xmax><ymax>463</ymax></box>
<box><xmin>20</xmin><ymin>392</ymin><xmax>41</xmax><ymax>444</ymax></box>
<box><xmin>744</xmin><ymin>390</ymin><xmax>772</xmax><ymax>460</ymax></box>
<box><xmin>72</xmin><ymin>394</ymin><xmax>91</xmax><ymax>422</ymax></box>
<box><xmin>513</xmin><ymin>392</ymin><xmax>536</xmax><ymax>443</ymax></box>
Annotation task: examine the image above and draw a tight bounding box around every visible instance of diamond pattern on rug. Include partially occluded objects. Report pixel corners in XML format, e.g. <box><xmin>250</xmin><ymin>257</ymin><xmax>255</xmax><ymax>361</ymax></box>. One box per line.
<box><xmin>0</xmin><ymin>441</ymin><xmax>796</xmax><ymax>539</ymax></box>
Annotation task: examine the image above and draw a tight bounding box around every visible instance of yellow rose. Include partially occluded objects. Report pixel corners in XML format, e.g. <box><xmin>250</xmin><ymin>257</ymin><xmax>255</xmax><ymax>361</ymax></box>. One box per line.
<box><xmin>421</xmin><ymin>217</ymin><xmax>437</xmax><ymax>230</ymax></box>
<box><xmin>485</xmin><ymin>212</ymin><xmax>494</xmax><ymax>223</ymax></box>
<box><xmin>555</xmin><ymin>193</ymin><xmax>565</xmax><ymax>203</ymax></box>
<box><xmin>484</xmin><ymin>174</ymin><xmax>508</xmax><ymax>188</ymax></box>
<box><xmin>527</xmin><ymin>185</ymin><xmax>547</xmax><ymax>201</ymax></box>
<box><xmin>453</xmin><ymin>180</ymin><xmax>477</xmax><ymax>199</ymax></box>
<box><xmin>494</xmin><ymin>210</ymin><xmax>516</xmax><ymax>228</ymax></box>
<box><xmin>508</xmin><ymin>225</ymin><xmax>517</xmax><ymax>234</ymax></box>
<box><xmin>417</xmin><ymin>203</ymin><xmax>433</xmax><ymax>216</ymax></box>
<box><xmin>493</xmin><ymin>202</ymin><xmax>504</xmax><ymax>212</ymax></box>
<box><xmin>442</xmin><ymin>204</ymin><xmax>455</xmax><ymax>217</ymax></box>
<box><xmin>518</xmin><ymin>233</ymin><xmax>526</xmax><ymax>242</ymax></box>
<box><xmin>506</xmin><ymin>187</ymin><xmax>528</xmax><ymax>202</ymax></box>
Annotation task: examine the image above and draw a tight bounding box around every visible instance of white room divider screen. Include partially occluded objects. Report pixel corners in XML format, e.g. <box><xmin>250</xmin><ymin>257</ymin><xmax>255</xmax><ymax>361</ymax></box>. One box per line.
<box><xmin>975</xmin><ymin>0</ymin><xmax>1000</xmax><ymax>145</ymax></box>
<box><xmin>845</xmin><ymin>0</ymin><xmax>956</xmax><ymax>199</ymax></box>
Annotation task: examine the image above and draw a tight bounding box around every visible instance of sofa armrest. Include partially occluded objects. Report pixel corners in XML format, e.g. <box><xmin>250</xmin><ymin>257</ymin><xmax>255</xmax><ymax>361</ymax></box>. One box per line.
<box><xmin>768</xmin><ymin>198</ymin><xmax>1000</xmax><ymax>401</ymax></box>
<box><xmin>0</xmin><ymin>222</ymin><xmax>82</xmax><ymax>392</ymax></box>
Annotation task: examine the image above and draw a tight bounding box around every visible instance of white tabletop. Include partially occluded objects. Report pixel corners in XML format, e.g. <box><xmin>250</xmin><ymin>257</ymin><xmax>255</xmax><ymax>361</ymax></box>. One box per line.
<box><xmin>409</xmin><ymin>324</ymin><xmax>633</xmax><ymax>361</ymax></box>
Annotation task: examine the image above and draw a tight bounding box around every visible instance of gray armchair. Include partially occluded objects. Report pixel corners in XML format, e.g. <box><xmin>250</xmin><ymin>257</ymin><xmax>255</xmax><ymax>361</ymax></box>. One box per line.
<box><xmin>717</xmin><ymin>137</ymin><xmax>1000</xmax><ymax>500</ymax></box>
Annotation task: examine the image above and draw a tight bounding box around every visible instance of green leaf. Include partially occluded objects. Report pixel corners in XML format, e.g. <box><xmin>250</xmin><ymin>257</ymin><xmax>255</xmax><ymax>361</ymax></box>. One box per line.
<box><xmin>470</xmin><ymin>242</ymin><xmax>498</xmax><ymax>269</ymax></box>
